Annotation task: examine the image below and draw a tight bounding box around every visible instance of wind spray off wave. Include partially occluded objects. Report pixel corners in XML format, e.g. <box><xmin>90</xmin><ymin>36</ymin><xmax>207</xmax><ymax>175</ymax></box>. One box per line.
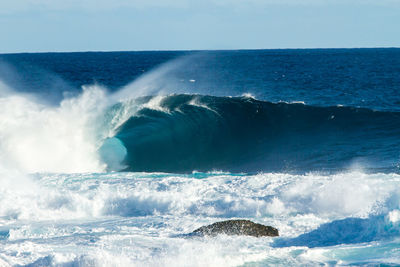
<box><xmin>0</xmin><ymin>54</ymin><xmax>222</xmax><ymax>174</ymax></box>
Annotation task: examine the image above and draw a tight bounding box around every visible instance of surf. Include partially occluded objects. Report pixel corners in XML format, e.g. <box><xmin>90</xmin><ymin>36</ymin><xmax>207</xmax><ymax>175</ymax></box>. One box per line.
<box><xmin>100</xmin><ymin>94</ymin><xmax>400</xmax><ymax>173</ymax></box>
<box><xmin>0</xmin><ymin>52</ymin><xmax>398</xmax><ymax>174</ymax></box>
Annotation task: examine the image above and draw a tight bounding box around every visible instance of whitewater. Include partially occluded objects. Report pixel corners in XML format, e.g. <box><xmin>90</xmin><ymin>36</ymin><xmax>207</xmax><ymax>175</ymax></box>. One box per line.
<box><xmin>0</xmin><ymin>49</ymin><xmax>400</xmax><ymax>266</ymax></box>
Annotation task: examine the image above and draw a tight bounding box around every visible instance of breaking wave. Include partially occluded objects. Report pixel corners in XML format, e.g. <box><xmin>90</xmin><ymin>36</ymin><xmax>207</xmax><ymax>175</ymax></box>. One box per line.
<box><xmin>102</xmin><ymin>94</ymin><xmax>400</xmax><ymax>173</ymax></box>
<box><xmin>1</xmin><ymin>79</ymin><xmax>399</xmax><ymax>174</ymax></box>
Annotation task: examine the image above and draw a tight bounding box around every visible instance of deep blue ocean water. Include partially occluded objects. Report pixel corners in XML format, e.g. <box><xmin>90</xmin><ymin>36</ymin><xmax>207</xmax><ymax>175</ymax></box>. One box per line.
<box><xmin>0</xmin><ymin>49</ymin><xmax>399</xmax><ymax>266</ymax></box>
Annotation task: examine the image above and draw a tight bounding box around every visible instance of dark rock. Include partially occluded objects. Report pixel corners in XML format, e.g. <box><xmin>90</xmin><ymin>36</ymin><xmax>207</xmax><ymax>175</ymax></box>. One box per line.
<box><xmin>192</xmin><ymin>220</ymin><xmax>279</xmax><ymax>237</ymax></box>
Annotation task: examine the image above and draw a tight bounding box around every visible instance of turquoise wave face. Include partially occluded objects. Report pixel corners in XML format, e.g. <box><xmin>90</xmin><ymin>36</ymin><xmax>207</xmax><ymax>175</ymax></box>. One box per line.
<box><xmin>100</xmin><ymin>94</ymin><xmax>400</xmax><ymax>173</ymax></box>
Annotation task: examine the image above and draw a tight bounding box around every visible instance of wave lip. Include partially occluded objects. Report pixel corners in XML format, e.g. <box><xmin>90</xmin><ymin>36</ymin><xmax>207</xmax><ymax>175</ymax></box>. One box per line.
<box><xmin>104</xmin><ymin>94</ymin><xmax>400</xmax><ymax>173</ymax></box>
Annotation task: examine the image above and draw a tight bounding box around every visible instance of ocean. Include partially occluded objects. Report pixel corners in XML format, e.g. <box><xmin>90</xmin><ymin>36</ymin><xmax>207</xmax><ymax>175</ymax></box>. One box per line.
<box><xmin>0</xmin><ymin>49</ymin><xmax>399</xmax><ymax>266</ymax></box>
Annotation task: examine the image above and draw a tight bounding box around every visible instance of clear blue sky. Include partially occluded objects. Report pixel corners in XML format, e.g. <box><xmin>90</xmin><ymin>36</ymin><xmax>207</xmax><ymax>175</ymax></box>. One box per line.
<box><xmin>1</xmin><ymin>0</ymin><xmax>399</xmax><ymax>53</ymax></box>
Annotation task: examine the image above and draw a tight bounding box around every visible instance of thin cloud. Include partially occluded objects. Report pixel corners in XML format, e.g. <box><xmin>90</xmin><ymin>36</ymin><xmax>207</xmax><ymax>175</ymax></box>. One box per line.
<box><xmin>0</xmin><ymin>0</ymin><xmax>189</xmax><ymax>13</ymax></box>
<box><xmin>1</xmin><ymin>0</ymin><xmax>399</xmax><ymax>13</ymax></box>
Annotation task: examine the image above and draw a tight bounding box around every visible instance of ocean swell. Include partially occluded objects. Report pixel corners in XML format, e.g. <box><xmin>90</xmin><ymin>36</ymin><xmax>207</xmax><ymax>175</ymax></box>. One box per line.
<box><xmin>103</xmin><ymin>94</ymin><xmax>400</xmax><ymax>173</ymax></box>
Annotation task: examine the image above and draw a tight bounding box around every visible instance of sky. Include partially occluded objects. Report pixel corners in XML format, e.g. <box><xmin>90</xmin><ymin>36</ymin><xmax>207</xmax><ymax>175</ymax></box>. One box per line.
<box><xmin>0</xmin><ymin>0</ymin><xmax>399</xmax><ymax>53</ymax></box>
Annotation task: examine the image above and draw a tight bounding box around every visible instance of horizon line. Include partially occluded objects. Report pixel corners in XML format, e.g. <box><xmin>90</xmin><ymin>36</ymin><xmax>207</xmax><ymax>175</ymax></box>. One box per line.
<box><xmin>1</xmin><ymin>46</ymin><xmax>400</xmax><ymax>55</ymax></box>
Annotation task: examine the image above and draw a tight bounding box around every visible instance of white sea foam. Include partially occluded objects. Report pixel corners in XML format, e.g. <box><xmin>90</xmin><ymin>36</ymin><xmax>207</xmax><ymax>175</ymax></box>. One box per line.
<box><xmin>0</xmin><ymin>78</ymin><xmax>161</xmax><ymax>173</ymax></box>
<box><xmin>0</xmin><ymin>54</ymin><xmax>206</xmax><ymax>175</ymax></box>
<box><xmin>141</xmin><ymin>95</ymin><xmax>170</xmax><ymax>113</ymax></box>
<box><xmin>0</xmin><ymin>84</ymin><xmax>109</xmax><ymax>173</ymax></box>
<box><xmin>1</xmin><ymin>171</ymin><xmax>400</xmax><ymax>266</ymax></box>
<box><xmin>0</xmin><ymin>171</ymin><xmax>398</xmax><ymax>226</ymax></box>
<box><xmin>241</xmin><ymin>92</ymin><xmax>255</xmax><ymax>99</ymax></box>
<box><xmin>188</xmin><ymin>97</ymin><xmax>219</xmax><ymax>114</ymax></box>
<box><xmin>388</xmin><ymin>210</ymin><xmax>400</xmax><ymax>223</ymax></box>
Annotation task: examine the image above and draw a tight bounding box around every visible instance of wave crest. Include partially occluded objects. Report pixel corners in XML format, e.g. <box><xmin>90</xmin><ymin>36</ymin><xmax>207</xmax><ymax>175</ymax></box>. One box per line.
<box><xmin>104</xmin><ymin>94</ymin><xmax>400</xmax><ymax>173</ymax></box>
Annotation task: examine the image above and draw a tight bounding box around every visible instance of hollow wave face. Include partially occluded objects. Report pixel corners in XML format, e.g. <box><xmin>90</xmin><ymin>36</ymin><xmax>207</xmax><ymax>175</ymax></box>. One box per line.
<box><xmin>103</xmin><ymin>94</ymin><xmax>400</xmax><ymax>173</ymax></box>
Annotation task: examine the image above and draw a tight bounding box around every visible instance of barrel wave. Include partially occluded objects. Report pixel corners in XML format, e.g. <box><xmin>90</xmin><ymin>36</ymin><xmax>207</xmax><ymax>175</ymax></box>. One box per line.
<box><xmin>102</xmin><ymin>94</ymin><xmax>400</xmax><ymax>173</ymax></box>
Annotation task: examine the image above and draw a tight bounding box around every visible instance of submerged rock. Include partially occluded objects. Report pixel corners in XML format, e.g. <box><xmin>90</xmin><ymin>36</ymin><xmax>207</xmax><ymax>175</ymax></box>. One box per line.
<box><xmin>192</xmin><ymin>220</ymin><xmax>279</xmax><ymax>237</ymax></box>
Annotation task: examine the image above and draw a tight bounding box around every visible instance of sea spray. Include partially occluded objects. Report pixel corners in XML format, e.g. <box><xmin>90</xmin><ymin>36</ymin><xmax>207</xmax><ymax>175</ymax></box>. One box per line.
<box><xmin>0</xmin><ymin>84</ymin><xmax>108</xmax><ymax>173</ymax></box>
<box><xmin>0</xmin><ymin>171</ymin><xmax>400</xmax><ymax>265</ymax></box>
